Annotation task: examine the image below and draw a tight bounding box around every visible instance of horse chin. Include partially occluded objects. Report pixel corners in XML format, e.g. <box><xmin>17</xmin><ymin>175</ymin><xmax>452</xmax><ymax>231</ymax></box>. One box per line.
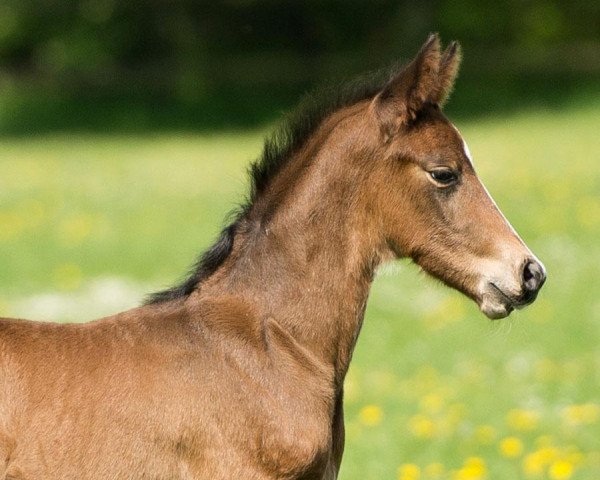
<box><xmin>478</xmin><ymin>283</ymin><xmax>516</xmax><ymax>319</ymax></box>
<box><xmin>479</xmin><ymin>298</ymin><xmax>514</xmax><ymax>320</ymax></box>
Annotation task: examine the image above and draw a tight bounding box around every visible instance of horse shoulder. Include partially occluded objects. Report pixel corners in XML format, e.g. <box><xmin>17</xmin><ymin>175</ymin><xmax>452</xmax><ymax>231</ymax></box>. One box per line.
<box><xmin>190</xmin><ymin>297</ymin><xmax>336</xmax><ymax>477</ymax></box>
<box><xmin>250</xmin><ymin>317</ymin><xmax>335</xmax><ymax>477</ymax></box>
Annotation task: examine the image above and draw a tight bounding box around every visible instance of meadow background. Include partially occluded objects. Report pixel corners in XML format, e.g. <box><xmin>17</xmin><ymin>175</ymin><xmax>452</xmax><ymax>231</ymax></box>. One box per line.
<box><xmin>1</xmin><ymin>2</ymin><xmax>599</xmax><ymax>479</ymax></box>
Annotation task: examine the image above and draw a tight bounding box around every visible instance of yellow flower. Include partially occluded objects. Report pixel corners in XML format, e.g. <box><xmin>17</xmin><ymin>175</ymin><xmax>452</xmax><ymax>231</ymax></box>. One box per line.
<box><xmin>523</xmin><ymin>447</ymin><xmax>560</xmax><ymax>477</ymax></box>
<box><xmin>548</xmin><ymin>460</ymin><xmax>574</xmax><ymax>480</ymax></box>
<box><xmin>499</xmin><ymin>437</ymin><xmax>524</xmax><ymax>458</ymax></box>
<box><xmin>474</xmin><ymin>425</ymin><xmax>497</xmax><ymax>445</ymax></box>
<box><xmin>454</xmin><ymin>457</ymin><xmax>487</xmax><ymax>480</ymax></box>
<box><xmin>561</xmin><ymin>403</ymin><xmax>600</xmax><ymax>427</ymax></box>
<box><xmin>398</xmin><ymin>463</ymin><xmax>420</xmax><ymax>480</ymax></box>
<box><xmin>419</xmin><ymin>393</ymin><xmax>444</xmax><ymax>414</ymax></box>
<box><xmin>358</xmin><ymin>404</ymin><xmax>382</xmax><ymax>426</ymax></box>
<box><xmin>523</xmin><ymin>452</ymin><xmax>545</xmax><ymax>476</ymax></box>
<box><xmin>537</xmin><ymin>447</ymin><xmax>560</xmax><ymax>464</ymax></box>
<box><xmin>408</xmin><ymin>414</ymin><xmax>435</xmax><ymax>439</ymax></box>
<box><xmin>506</xmin><ymin>409</ymin><xmax>539</xmax><ymax>431</ymax></box>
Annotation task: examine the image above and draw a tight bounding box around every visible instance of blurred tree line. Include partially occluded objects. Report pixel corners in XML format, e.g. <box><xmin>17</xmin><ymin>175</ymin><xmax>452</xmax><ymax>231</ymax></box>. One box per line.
<box><xmin>0</xmin><ymin>0</ymin><xmax>598</xmax><ymax>133</ymax></box>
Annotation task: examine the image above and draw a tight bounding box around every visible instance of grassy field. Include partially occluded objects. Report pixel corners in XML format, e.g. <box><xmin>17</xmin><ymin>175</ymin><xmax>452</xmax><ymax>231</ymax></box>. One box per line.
<box><xmin>0</xmin><ymin>101</ymin><xmax>599</xmax><ymax>479</ymax></box>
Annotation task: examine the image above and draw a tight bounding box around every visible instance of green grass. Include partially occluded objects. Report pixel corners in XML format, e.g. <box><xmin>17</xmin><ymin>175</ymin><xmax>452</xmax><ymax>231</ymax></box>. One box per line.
<box><xmin>1</xmin><ymin>102</ymin><xmax>599</xmax><ymax>479</ymax></box>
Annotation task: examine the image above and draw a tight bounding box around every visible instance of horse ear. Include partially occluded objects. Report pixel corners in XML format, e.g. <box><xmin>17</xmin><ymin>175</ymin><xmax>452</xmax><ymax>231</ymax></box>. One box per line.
<box><xmin>431</xmin><ymin>41</ymin><xmax>462</xmax><ymax>106</ymax></box>
<box><xmin>373</xmin><ymin>33</ymin><xmax>441</xmax><ymax>136</ymax></box>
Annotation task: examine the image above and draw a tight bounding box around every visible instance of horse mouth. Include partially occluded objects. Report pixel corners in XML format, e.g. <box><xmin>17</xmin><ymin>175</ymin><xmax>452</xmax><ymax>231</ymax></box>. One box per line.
<box><xmin>479</xmin><ymin>282</ymin><xmax>541</xmax><ymax>320</ymax></box>
<box><xmin>479</xmin><ymin>283</ymin><xmax>517</xmax><ymax>320</ymax></box>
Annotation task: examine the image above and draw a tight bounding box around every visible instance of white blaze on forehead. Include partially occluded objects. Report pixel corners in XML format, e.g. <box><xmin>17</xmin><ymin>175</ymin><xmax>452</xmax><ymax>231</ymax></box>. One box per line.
<box><xmin>452</xmin><ymin>125</ymin><xmax>474</xmax><ymax>166</ymax></box>
<box><xmin>462</xmin><ymin>138</ymin><xmax>473</xmax><ymax>164</ymax></box>
<box><xmin>451</xmin><ymin>126</ymin><xmax>531</xmax><ymax>259</ymax></box>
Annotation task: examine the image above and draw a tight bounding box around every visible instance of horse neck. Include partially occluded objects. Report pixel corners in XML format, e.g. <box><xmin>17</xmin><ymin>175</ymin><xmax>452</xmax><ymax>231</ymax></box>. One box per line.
<box><xmin>196</xmin><ymin>123</ymin><xmax>385</xmax><ymax>385</ymax></box>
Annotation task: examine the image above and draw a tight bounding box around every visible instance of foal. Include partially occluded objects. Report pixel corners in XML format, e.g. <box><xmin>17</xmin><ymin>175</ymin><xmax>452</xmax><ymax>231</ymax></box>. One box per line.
<box><xmin>0</xmin><ymin>35</ymin><xmax>545</xmax><ymax>480</ymax></box>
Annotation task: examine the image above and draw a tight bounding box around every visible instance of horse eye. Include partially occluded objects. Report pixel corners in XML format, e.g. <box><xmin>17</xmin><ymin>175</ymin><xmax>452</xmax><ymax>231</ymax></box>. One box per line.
<box><xmin>429</xmin><ymin>169</ymin><xmax>457</xmax><ymax>185</ymax></box>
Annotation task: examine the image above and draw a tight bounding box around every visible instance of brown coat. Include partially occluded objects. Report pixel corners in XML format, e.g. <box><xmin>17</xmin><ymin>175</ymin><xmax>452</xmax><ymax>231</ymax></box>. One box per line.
<box><xmin>0</xmin><ymin>35</ymin><xmax>544</xmax><ymax>479</ymax></box>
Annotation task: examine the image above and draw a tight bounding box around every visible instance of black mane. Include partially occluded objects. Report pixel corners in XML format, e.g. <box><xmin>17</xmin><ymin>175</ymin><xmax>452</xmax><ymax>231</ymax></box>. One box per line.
<box><xmin>146</xmin><ymin>65</ymin><xmax>398</xmax><ymax>304</ymax></box>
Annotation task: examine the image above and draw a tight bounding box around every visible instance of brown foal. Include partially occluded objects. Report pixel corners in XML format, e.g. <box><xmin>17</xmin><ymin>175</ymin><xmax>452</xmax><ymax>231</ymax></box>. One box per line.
<box><xmin>0</xmin><ymin>35</ymin><xmax>545</xmax><ymax>480</ymax></box>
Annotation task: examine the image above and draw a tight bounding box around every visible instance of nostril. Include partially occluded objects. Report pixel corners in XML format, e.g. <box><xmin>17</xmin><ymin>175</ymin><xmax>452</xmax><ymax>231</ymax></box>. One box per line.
<box><xmin>522</xmin><ymin>260</ymin><xmax>546</xmax><ymax>293</ymax></box>
<box><xmin>523</xmin><ymin>263</ymin><xmax>534</xmax><ymax>283</ymax></box>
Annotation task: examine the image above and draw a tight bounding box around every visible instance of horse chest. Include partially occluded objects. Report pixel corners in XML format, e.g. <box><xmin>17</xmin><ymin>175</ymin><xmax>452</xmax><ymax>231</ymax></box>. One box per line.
<box><xmin>243</xmin><ymin>403</ymin><xmax>333</xmax><ymax>479</ymax></box>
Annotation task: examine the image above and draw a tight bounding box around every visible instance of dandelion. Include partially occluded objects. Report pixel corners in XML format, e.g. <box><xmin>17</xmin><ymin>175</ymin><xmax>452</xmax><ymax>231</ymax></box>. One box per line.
<box><xmin>419</xmin><ymin>393</ymin><xmax>444</xmax><ymax>415</ymax></box>
<box><xmin>523</xmin><ymin>452</ymin><xmax>545</xmax><ymax>476</ymax></box>
<box><xmin>506</xmin><ymin>409</ymin><xmax>539</xmax><ymax>432</ymax></box>
<box><xmin>408</xmin><ymin>414</ymin><xmax>435</xmax><ymax>439</ymax></box>
<box><xmin>548</xmin><ymin>460</ymin><xmax>574</xmax><ymax>480</ymax></box>
<box><xmin>499</xmin><ymin>437</ymin><xmax>524</xmax><ymax>458</ymax></box>
<box><xmin>397</xmin><ymin>463</ymin><xmax>420</xmax><ymax>480</ymax></box>
<box><xmin>537</xmin><ymin>447</ymin><xmax>560</xmax><ymax>464</ymax></box>
<box><xmin>454</xmin><ymin>457</ymin><xmax>487</xmax><ymax>480</ymax></box>
<box><xmin>523</xmin><ymin>446</ymin><xmax>559</xmax><ymax>477</ymax></box>
<box><xmin>561</xmin><ymin>403</ymin><xmax>600</xmax><ymax>427</ymax></box>
<box><xmin>358</xmin><ymin>404</ymin><xmax>382</xmax><ymax>427</ymax></box>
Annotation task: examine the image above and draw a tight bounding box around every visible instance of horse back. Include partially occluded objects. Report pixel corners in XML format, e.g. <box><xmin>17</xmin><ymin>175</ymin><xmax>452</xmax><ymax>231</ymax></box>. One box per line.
<box><xmin>0</xmin><ymin>317</ymin><xmax>39</xmax><ymax>476</ymax></box>
<box><xmin>0</xmin><ymin>307</ymin><xmax>210</xmax><ymax>478</ymax></box>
